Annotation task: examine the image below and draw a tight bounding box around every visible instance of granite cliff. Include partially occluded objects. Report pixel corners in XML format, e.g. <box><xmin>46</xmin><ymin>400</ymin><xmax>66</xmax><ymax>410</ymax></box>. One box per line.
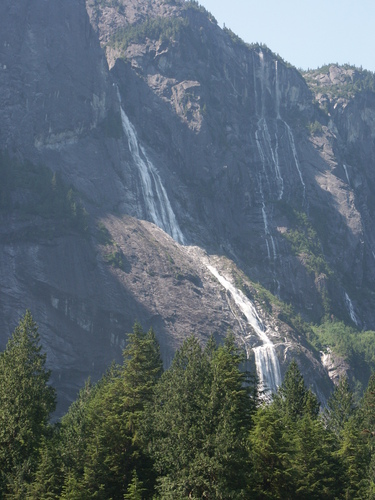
<box><xmin>1</xmin><ymin>0</ymin><xmax>375</xmax><ymax>413</ymax></box>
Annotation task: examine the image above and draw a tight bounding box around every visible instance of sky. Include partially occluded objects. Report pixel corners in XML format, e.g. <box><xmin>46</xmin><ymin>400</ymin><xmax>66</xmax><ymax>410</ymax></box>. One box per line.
<box><xmin>198</xmin><ymin>0</ymin><xmax>375</xmax><ymax>73</ymax></box>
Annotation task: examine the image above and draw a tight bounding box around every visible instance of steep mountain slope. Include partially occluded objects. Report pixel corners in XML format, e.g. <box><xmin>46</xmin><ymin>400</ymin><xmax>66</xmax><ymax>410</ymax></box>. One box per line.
<box><xmin>87</xmin><ymin>0</ymin><xmax>375</xmax><ymax>328</ymax></box>
<box><xmin>1</xmin><ymin>0</ymin><xmax>375</xmax><ymax>413</ymax></box>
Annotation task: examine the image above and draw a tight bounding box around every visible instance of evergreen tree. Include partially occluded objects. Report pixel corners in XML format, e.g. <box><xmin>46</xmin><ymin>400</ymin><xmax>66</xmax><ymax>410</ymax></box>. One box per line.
<box><xmin>123</xmin><ymin>470</ymin><xmax>146</xmax><ymax>500</ymax></box>
<box><xmin>148</xmin><ymin>333</ymin><xmax>256</xmax><ymax>499</ymax></box>
<box><xmin>292</xmin><ymin>415</ymin><xmax>344</xmax><ymax>499</ymax></box>
<box><xmin>354</xmin><ymin>373</ymin><xmax>375</xmax><ymax>497</ymax></box>
<box><xmin>338</xmin><ymin>412</ymin><xmax>370</xmax><ymax>497</ymax></box>
<box><xmin>249</xmin><ymin>359</ymin><xmax>343</xmax><ymax>499</ymax></box>
<box><xmin>0</xmin><ymin>311</ymin><xmax>56</xmax><ymax>496</ymax></box>
<box><xmin>66</xmin><ymin>323</ymin><xmax>163</xmax><ymax>499</ymax></box>
<box><xmin>324</xmin><ymin>377</ymin><xmax>356</xmax><ymax>437</ymax></box>
<box><xmin>249</xmin><ymin>404</ymin><xmax>295</xmax><ymax>499</ymax></box>
<box><xmin>26</xmin><ymin>429</ymin><xmax>64</xmax><ymax>500</ymax></box>
<box><xmin>273</xmin><ymin>359</ymin><xmax>319</xmax><ymax>422</ymax></box>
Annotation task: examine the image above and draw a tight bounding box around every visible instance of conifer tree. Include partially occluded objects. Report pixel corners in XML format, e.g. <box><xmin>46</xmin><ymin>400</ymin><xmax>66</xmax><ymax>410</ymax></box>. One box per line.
<box><xmin>339</xmin><ymin>413</ymin><xmax>370</xmax><ymax>498</ymax></box>
<box><xmin>0</xmin><ymin>310</ymin><xmax>56</xmax><ymax>496</ymax></box>
<box><xmin>292</xmin><ymin>415</ymin><xmax>343</xmax><ymax>499</ymax></box>
<box><xmin>67</xmin><ymin>323</ymin><xmax>163</xmax><ymax>499</ymax></box>
<box><xmin>149</xmin><ymin>333</ymin><xmax>256</xmax><ymax>499</ymax></box>
<box><xmin>349</xmin><ymin>373</ymin><xmax>375</xmax><ymax>497</ymax></box>
<box><xmin>273</xmin><ymin>359</ymin><xmax>319</xmax><ymax>422</ymax></box>
<box><xmin>249</xmin><ymin>404</ymin><xmax>295</xmax><ymax>498</ymax></box>
<box><xmin>249</xmin><ymin>359</ymin><xmax>343</xmax><ymax>498</ymax></box>
<box><xmin>324</xmin><ymin>377</ymin><xmax>356</xmax><ymax>437</ymax></box>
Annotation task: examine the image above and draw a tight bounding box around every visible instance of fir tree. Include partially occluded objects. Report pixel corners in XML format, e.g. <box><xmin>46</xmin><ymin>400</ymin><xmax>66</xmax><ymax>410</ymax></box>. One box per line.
<box><xmin>149</xmin><ymin>333</ymin><xmax>256</xmax><ymax>499</ymax></box>
<box><xmin>0</xmin><ymin>311</ymin><xmax>56</xmax><ymax>496</ymax></box>
<box><xmin>273</xmin><ymin>359</ymin><xmax>319</xmax><ymax>422</ymax></box>
<box><xmin>324</xmin><ymin>377</ymin><xmax>356</xmax><ymax>437</ymax></box>
<box><xmin>66</xmin><ymin>323</ymin><xmax>163</xmax><ymax>499</ymax></box>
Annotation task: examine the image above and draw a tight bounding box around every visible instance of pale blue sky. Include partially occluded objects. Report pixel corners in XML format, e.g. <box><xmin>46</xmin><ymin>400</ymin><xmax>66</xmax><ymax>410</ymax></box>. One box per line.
<box><xmin>198</xmin><ymin>0</ymin><xmax>375</xmax><ymax>72</ymax></box>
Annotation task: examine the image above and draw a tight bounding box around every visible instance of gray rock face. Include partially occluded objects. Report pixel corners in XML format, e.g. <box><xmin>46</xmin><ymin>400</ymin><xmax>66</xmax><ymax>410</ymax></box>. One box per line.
<box><xmin>0</xmin><ymin>0</ymin><xmax>374</xmax><ymax>413</ymax></box>
<box><xmin>101</xmin><ymin>4</ymin><xmax>371</xmax><ymax>327</ymax></box>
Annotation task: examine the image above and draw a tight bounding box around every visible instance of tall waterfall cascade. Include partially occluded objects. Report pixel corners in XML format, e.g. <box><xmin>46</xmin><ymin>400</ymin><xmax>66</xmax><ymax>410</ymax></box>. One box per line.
<box><xmin>118</xmin><ymin>97</ymin><xmax>184</xmax><ymax>244</ymax></box>
<box><xmin>118</xmin><ymin>88</ymin><xmax>281</xmax><ymax>395</ymax></box>
<box><xmin>206</xmin><ymin>264</ymin><xmax>281</xmax><ymax>395</ymax></box>
<box><xmin>255</xmin><ymin>50</ymin><xmax>308</xmax><ymax>263</ymax></box>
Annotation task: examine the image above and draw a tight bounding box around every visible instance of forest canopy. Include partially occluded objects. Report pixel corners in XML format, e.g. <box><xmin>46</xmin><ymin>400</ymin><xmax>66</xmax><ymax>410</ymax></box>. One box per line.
<box><xmin>1</xmin><ymin>312</ymin><xmax>375</xmax><ymax>498</ymax></box>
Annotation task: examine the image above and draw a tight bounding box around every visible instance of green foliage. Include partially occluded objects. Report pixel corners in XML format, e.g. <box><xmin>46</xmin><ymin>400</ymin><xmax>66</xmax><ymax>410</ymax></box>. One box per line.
<box><xmin>337</xmin><ymin>375</ymin><xmax>375</xmax><ymax>497</ymax></box>
<box><xmin>96</xmin><ymin>222</ymin><xmax>131</xmax><ymax>272</ymax></box>
<box><xmin>313</xmin><ymin>321</ymin><xmax>375</xmax><ymax>382</ymax></box>
<box><xmin>250</xmin><ymin>361</ymin><xmax>344</xmax><ymax>498</ymax></box>
<box><xmin>104</xmin><ymin>244</ymin><xmax>128</xmax><ymax>271</ymax></box>
<box><xmin>0</xmin><ymin>151</ymin><xmax>88</xmax><ymax>234</ymax></box>
<box><xmin>324</xmin><ymin>377</ymin><xmax>356</xmax><ymax>438</ymax></box>
<box><xmin>64</xmin><ymin>323</ymin><xmax>162</xmax><ymax>499</ymax></box>
<box><xmin>108</xmin><ymin>17</ymin><xmax>188</xmax><ymax>54</ymax></box>
<box><xmin>0</xmin><ymin>311</ymin><xmax>56</xmax><ymax>496</ymax></box>
<box><xmin>9</xmin><ymin>314</ymin><xmax>375</xmax><ymax>498</ymax></box>
<box><xmin>273</xmin><ymin>360</ymin><xmax>319</xmax><ymax>422</ymax></box>
<box><xmin>303</xmin><ymin>64</ymin><xmax>375</xmax><ymax>101</ymax></box>
<box><xmin>280</xmin><ymin>207</ymin><xmax>331</xmax><ymax>277</ymax></box>
<box><xmin>96</xmin><ymin>222</ymin><xmax>113</xmax><ymax>245</ymax></box>
<box><xmin>307</xmin><ymin>120</ymin><xmax>324</xmax><ymax>136</ymax></box>
<box><xmin>183</xmin><ymin>0</ymin><xmax>217</xmax><ymax>24</ymax></box>
<box><xmin>123</xmin><ymin>470</ymin><xmax>146</xmax><ymax>500</ymax></box>
<box><xmin>147</xmin><ymin>333</ymin><xmax>256</xmax><ymax>498</ymax></box>
<box><xmin>249</xmin><ymin>401</ymin><xmax>342</xmax><ymax>498</ymax></box>
<box><xmin>223</xmin><ymin>26</ymin><xmax>248</xmax><ymax>48</ymax></box>
<box><xmin>291</xmin><ymin>415</ymin><xmax>343</xmax><ymax>499</ymax></box>
<box><xmin>249</xmin><ymin>404</ymin><xmax>296</xmax><ymax>498</ymax></box>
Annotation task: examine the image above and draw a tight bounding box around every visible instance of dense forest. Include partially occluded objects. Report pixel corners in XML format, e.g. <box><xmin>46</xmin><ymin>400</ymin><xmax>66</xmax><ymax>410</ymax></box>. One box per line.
<box><xmin>1</xmin><ymin>312</ymin><xmax>375</xmax><ymax>499</ymax></box>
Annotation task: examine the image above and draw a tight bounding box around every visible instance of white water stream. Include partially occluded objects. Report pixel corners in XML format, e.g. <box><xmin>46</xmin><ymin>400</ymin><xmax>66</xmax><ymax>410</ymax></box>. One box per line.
<box><xmin>284</xmin><ymin>122</ymin><xmax>306</xmax><ymax>203</ymax></box>
<box><xmin>255</xmin><ymin>118</ymin><xmax>284</xmax><ymax>200</ymax></box>
<box><xmin>275</xmin><ymin>60</ymin><xmax>281</xmax><ymax>120</ymax></box>
<box><xmin>206</xmin><ymin>264</ymin><xmax>281</xmax><ymax>394</ymax></box>
<box><xmin>344</xmin><ymin>292</ymin><xmax>360</xmax><ymax>327</ymax></box>
<box><xmin>118</xmin><ymin>85</ymin><xmax>281</xmax><ymax>395</ymax></box>
<box><xmin>119</xmin><ymin>106</ymin><xmax>185</xmax><ymax>245</ymax></box>
<box><xmin>343</xmin><ymin>164</ymin><xmax>351</xmax><ymax>186</ymax></box>
<box><xmin>256</xmin><ymin>51</ymin><xmax>306</xmax><ymax>204</ymax></box>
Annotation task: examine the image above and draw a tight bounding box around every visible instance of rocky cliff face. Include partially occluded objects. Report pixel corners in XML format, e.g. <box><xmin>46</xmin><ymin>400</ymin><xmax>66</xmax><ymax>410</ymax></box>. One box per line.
<box><xmin>88</xmin><ymin>0</ymin><xmax>374</xmax><ymax>325</ymax></box>
<box><xmin>1</xmin><ymin>0</ymin><xmax>374</xmax><ymax>413</ymax></box>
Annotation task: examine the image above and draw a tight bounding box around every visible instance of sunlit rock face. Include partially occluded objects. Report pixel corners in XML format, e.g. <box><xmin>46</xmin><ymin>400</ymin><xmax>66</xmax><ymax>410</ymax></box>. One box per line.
<box><xmin>1</xmin><ymin>0</ymin><xmax>375</xmax><ymax>413</ymax></box>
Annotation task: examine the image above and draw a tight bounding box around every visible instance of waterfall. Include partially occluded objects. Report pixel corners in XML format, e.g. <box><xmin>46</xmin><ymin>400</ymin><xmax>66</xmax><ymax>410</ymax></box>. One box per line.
<box><xmin>119</xmin><ymin>106</ymin><xmax>185</xmax><ymax>245</ymax></box>
<box><xmin>259</xmin><ymin>50</ymin><xmax>266</xmax><ymax>118</ymax></box>
<box><xmin>118</xmin><ymin>86</ymin><xmax>281</xmax><ymax>394</ymax></box>
<box><xmin>252</xmin><ymin>52</ymin><xmax>259</xmax><ymax>116</ymax></box>
<box><xmin>255</xmin><ymin>118</ymin><xmax>284</xmax><ymax>200</ymax></box>
<box><xmin>256</xmin><ymin>51</ymin><xmax>305</xmax><ymax>206</ymax></box>
<box><xmin>206</xmin><ymin>264</ymin><xmax>281</xmax><ymax>395</ymax></box>
<box><xmin>343</xmin><ymin>164</ymin><xmax>351</xmax><ymax>186</ymax></box>
<box><xmin>255</xmin><ymin>120</ymin><xmax>281</xmax><ymax>261</ymax></box>
<box><xmin>344</xmin><ymin>292</ymin><xmax>360</xmax><ymax>327</ymax></box>
<box><xmin>284</xmin><ymin>121</ymin><xmax>306</xmax><ymax>203</ymax></box>
<box><xmin>254</xmin><ymin>51</ymin><xmax>285</xmax><ymax>262</ymax></box>
<box><xmin>275</xmin><ymin>60</ymin><xmax>281</xmax><ymax>119</ymax></box>
<box><xmin>262</xmin><ymin>201</ymin><xmax>277</xmax><ymax>260</ymax></box>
